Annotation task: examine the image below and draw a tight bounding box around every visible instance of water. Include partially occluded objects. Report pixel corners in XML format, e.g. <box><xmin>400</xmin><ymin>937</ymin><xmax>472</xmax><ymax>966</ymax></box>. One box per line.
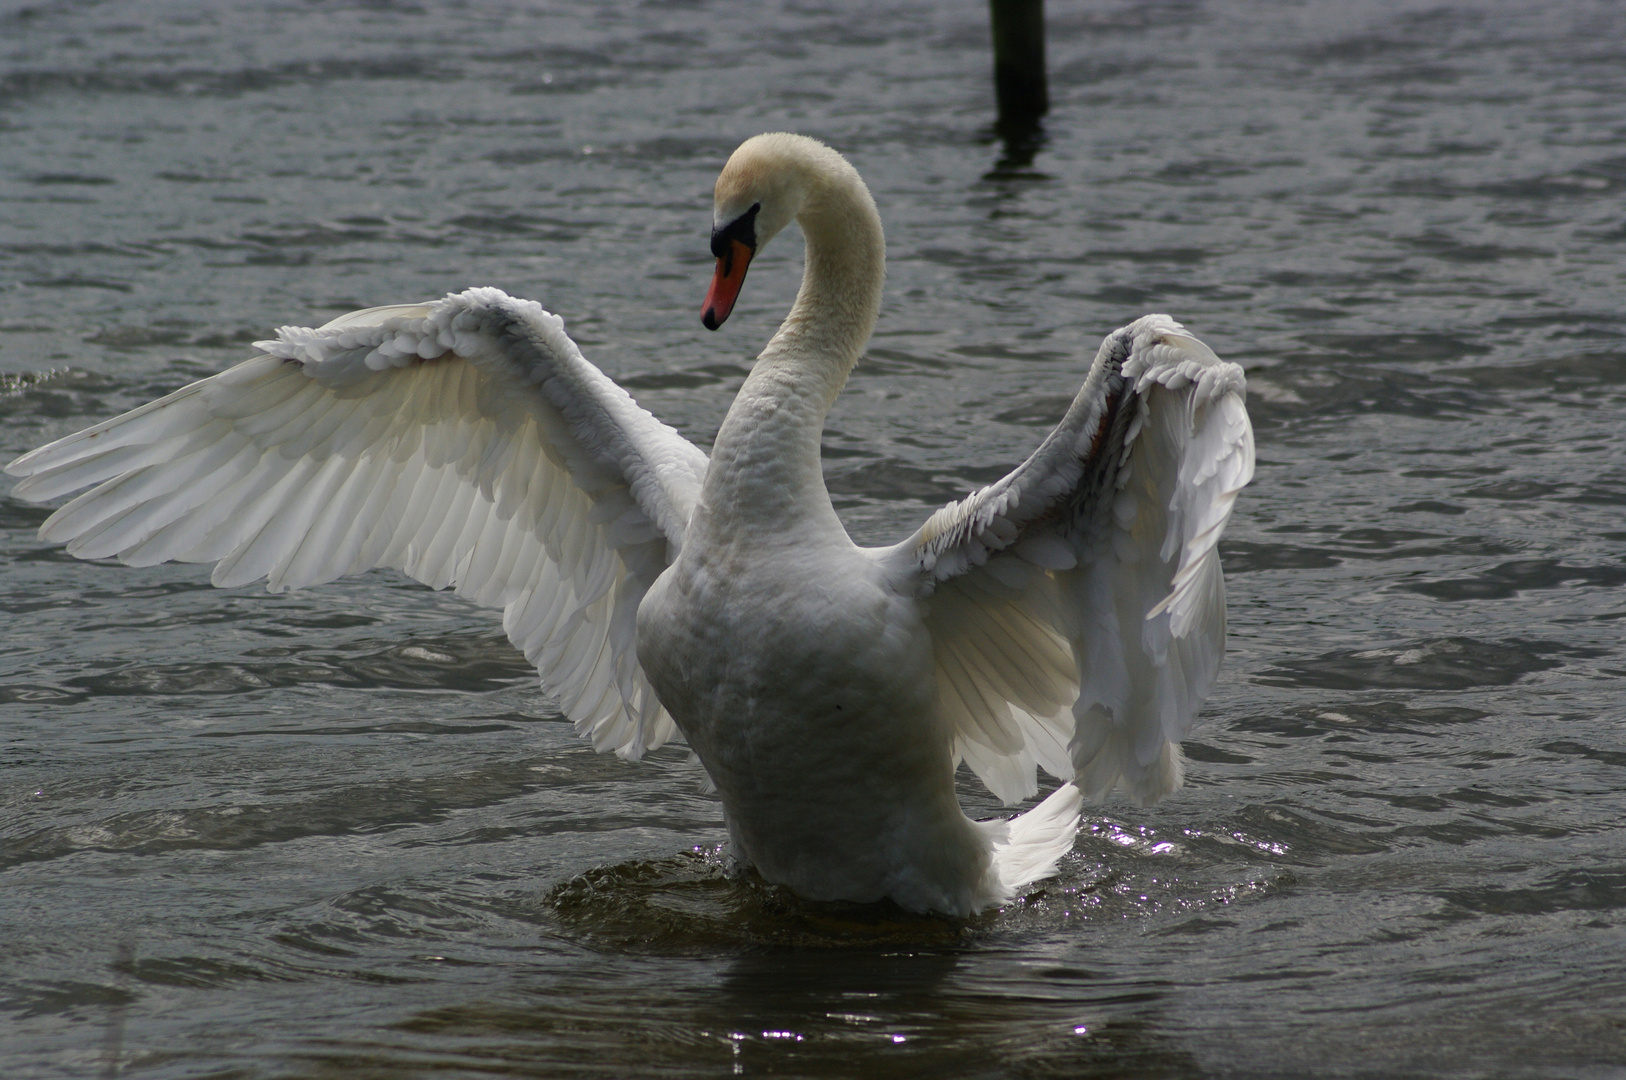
<box><xmin>2</xmin><ymin>0</ymin><xmax>1624</xmax><ymax>1076</ymax></box>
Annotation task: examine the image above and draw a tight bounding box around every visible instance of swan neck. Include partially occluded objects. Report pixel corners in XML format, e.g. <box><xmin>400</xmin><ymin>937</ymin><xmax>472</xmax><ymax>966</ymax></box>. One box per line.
<box><xmin>702</xmin><ymin>167</ymin><xmax>885</xmax><ymax>533</ymax></box>
<box><xmin>761</xmin><ymin>179</ymin><xmax>886</xmax><ymax>393</ymax></box>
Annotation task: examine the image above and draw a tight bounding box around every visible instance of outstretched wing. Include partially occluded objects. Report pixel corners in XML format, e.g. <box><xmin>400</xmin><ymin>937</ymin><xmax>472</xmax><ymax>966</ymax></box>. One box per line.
<box><xmin>5</xmin><ymin>287</ymin><xmax>709</xmax><ymax>760</ymax></box>
<box><xmin>885</xmin><ymin>315</ymin><xmax>1254</xmax><ymax>805</ymax></box>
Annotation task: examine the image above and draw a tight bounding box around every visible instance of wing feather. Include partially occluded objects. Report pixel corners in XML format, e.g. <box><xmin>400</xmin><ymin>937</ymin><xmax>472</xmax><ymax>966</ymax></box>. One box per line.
<box><xmin>6</xmin><ymin>287</ymin><xmax>709</xmax><ymax>761</ymax></box>
<box><xmin>886</xmin><ymin>314</ymin><xmax>1253</xmax><ymax>806</ymax></box>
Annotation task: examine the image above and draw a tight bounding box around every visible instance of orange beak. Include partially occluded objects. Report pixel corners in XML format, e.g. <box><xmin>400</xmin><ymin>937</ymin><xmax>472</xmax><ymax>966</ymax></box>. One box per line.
<box><xmin>702</xmin><ymin>238</ymin><xmax>754</xmax><ymax>330</ymax></box>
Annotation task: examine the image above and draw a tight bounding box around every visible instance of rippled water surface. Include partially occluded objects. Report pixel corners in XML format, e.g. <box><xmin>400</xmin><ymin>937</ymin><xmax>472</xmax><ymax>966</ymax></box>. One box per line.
<box><xmin>3</xmin><ymin>1</ymin><xmax>1625</xmax><ymax>1076</ymax></box>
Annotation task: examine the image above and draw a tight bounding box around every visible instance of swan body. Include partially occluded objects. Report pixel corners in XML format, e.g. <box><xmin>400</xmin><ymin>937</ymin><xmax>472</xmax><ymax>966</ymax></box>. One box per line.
<box><xmin>6</xmin><ymin>133</ymin><xmax>1254</xmax><ymax>916</ymax></box>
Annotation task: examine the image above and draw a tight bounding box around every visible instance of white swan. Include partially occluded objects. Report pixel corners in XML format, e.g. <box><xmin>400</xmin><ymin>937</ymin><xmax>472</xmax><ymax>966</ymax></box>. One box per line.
<box><xmin>5</xmin><ymin>133</ymin><xmax>1254</xmax><ymax>916</ymax></box>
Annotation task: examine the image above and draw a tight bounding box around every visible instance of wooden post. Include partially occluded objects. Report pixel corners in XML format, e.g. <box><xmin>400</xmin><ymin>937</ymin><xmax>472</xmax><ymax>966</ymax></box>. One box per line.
<box><xmin>990</xmin><ymin>0</ymin><xmax>1047</xmax><ymax>131</ymax></box>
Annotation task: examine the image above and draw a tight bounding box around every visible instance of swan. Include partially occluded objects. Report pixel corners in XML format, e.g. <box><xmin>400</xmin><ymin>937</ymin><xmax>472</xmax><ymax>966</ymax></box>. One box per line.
<box><xmin>5</xmin><ymin>133</ymin><xmax>1254</xmax><ymax>917</ymax></box>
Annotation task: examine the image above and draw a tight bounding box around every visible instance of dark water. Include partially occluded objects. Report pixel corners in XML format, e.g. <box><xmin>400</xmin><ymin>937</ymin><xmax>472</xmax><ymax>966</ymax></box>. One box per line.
<box><xmin>3</xmin><ymin>1</ymin><xmax>1625</xmax><ymax>1076</ymax></box>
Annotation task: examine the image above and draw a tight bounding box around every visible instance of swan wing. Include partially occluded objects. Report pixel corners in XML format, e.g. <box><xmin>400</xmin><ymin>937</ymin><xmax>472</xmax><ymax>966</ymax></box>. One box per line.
<box><xmin>5</xmin><ymin>287</ymin><xmax>709</xmax><ymax>760</ymax></box>
<box><xmin>886</xmin><ymin>315</ymin><xmax>1254</xmax><ymax>805</ymax></box>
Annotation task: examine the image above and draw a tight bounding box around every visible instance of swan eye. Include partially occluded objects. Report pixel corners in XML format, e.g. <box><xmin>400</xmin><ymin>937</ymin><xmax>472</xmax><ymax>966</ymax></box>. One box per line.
<box><xmin>711</xmin><ymin>202</ymin><xmax>761</xmax><ymax>258</ymax></box>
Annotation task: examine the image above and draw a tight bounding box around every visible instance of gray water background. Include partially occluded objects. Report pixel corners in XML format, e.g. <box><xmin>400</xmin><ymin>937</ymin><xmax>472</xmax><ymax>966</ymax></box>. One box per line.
<box><xmin>2</xmin><ymin>0</ymin><xmax>1624</xmax><ymax>1076</ymax></box>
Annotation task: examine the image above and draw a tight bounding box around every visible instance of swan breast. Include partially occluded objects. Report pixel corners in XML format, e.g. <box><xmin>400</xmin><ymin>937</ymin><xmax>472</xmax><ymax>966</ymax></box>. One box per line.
<box><xmin>635</xmin><ymin>541</ymin><xmax>963</xmax><ymax>882</ymax></box>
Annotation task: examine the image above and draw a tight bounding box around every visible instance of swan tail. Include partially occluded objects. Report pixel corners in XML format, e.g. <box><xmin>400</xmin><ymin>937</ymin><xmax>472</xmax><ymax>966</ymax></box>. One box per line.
<box><xmin>985</xmin><ymin>782</ymin><xmax>1082</xmax><ymax>900</ymax></box>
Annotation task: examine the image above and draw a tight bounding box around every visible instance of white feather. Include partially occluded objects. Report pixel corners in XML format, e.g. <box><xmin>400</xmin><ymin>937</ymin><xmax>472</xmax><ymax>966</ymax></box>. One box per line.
<box><xmin>890</xmin><ymin>314</ymin><xmax>1254</xmax><ymax>807</ymax></box>
<box><xmin>5</xmin><ymin>288</ymin><xmax>707</xmax><ymax>760</ymax></box>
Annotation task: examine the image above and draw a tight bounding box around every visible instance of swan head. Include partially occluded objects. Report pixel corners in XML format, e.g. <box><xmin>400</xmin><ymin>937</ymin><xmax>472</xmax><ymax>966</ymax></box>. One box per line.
<box><xmin>702</xmin><ymin>132</ymin><xmax>849</xmax><ymax>330</ymax></box>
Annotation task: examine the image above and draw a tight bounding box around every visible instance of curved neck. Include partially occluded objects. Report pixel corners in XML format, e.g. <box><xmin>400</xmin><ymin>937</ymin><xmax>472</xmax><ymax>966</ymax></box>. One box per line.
<box><xmin>758</xmin><ymin>179</ymin><xmax>885</xmax><ymax>394</ymax></box>
<box><xmin>702</xmin><ymin>170</ymin><xmax>885</xmax><ymax>536</ymax></box>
